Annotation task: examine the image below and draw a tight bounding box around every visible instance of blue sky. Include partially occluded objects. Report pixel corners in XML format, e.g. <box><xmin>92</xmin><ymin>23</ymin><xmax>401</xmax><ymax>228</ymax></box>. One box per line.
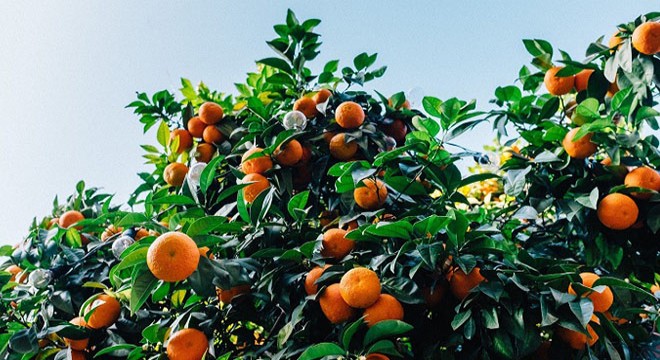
<box><xmin>0</xmin><ymin>1</ymin><xmax>657</xmax><ymax>244</ymax></box>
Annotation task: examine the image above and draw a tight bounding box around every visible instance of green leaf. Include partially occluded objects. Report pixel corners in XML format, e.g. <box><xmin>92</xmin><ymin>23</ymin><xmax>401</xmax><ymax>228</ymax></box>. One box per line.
<box><xmin>130</xmin><ymin>267</ymin><xmax>159</xmax><ymax>314</ymax></box>
<box><xmin>298</xmin><ymin>343</ymin><xmax>345</xmax><ymax>360</ymax></box>
<box><xmin>115</xmin><ymin>247</ymin><xmax>148</xmax><ymax>271</ymax></box>
<box><xmin>257</xmin><ymin>57</ymin><xmax>292</xmax><ymax>74</ymax></box>
<box><xmin>451</xmin><ymin>309</ymin><xmax>472</xmax><ymax>330</ymax></box>
<box><xmin>287</xmin><ymin>190</ymin><xmax>310</xmax><ymax>220</ymax></box>
<box><xmin>363</xmin><ymin>320</ymin><xmax>413</xmax><ymax>347</ymax></box>
<box><xmin>341</xmin><ymin>318</ymin><xmax>364</xmax><ymax>350</ymax></box>
<box><xmin>593</xmin><ymin>277</ymin><xmax>656</xmax><ymax>301</ymax></box>
<box><xmin>149</xmin><ymin>195</ymin><xmax>196</xmax><ymax>206</ymax></box>
<box><xmin>186</xmin><ymin>216</ymin><xmax>228</xmax><ymax>237</ymax></box>
<box><xmin>366</xmin><ymin>221</ymin><xmax>414</xmax><ymax>240</ymax></box>
<box><xmin>422</xmin><ymin>96</ymin><xmax>443</xmax><ymax>118</ymax></box>
<box><xmin>522</xmin><ymin>39</ymin><xmax>553</xmax><ymax>57</ymax></box>
<box><xmin>200</xmin><ymin>155</ymin><xmax>225</xmax><ymax>193</ymax></box>
<box><xmin>156</xmin><ymin>121</ymin><xmax>170</xmax><ymax>148</ymax></box>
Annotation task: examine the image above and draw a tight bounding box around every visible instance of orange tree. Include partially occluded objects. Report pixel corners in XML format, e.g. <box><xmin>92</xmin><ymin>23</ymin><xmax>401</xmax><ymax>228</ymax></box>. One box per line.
<box><xmin>0</xmin><ymin>9</ymin><xmax>659</xmax><ymax>360</ymax></box>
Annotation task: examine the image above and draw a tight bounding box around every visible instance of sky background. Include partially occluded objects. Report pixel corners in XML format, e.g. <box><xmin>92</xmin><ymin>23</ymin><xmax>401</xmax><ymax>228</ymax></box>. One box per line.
<box><xmin>0</xmin><ymin>1</ymin><xmax>657</xmax><ymax>244</ymax></box>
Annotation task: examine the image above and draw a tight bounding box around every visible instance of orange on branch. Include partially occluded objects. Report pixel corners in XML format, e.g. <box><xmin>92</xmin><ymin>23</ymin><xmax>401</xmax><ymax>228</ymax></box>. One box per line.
<box><xmin>241</xmin><ymin>147</ymin><xmax>273</xmax><ymax>174</ymax></box>
<box><xmin>574</xmin><ymin>69</ymin><xmax>594</xmax><ymax>92</ymax></box>
<box><xmin>321</xmin><ymin>228</ymin><xmax>355</xmax><ymax>260</ymax></box>
<box><xmin>335</xmin><ymin>101</ymin><xmax>365</xmax><ymax>129</ymax></box>
<box><xmin>319</xmin><ymin>283</ymin><xmax>357</xmax><ymax>324</ymax></box>
<box><xmin>562</xmin><ymin>127</ymin><xmax>597</xmax><ymax>159</ymax></box>
<box><xmin>597</xmin><ymin>193</ymin><xmax>639</xmax><ymax>230</ymax></box>
<box><xmin>304</xmin><ymin>265</ymin><xmax>330</xmax><ymax>296</ymax></box>
<box><xmin>293</xmin><ymin>97</ymin><xmax>319</xmax><ymax>119</ymax></box>
<box><xmin>339</xmin><ymin>267</ymin><xmax>381</xmax><ymax>308</ymax></box>
<box><xmin>217</xmin><ymin>284</ymin><xmax>251</xmax><ymax>304</ymax></box>
<box><xmin>242</xmin><ymin>173</ymin><xmax>270</xmax><ymax>203</ymax></box>
<box><xmin>624</xmin><ymin>166</ymin><xmax>660</xmax><ymax>199</ymax></box>
<box><xmin>84</xmin><ymin>294</ymin><xmax>121</xmax><ymax>329</ymax></box>
<box><xmin>544</xmin><ymin>66</ymin><xmax>575</xmax><ymax>96</ymax></box>
<box><xmin>568</xmin><ymin>272</ymin><xmax>614</xmax><ymax>313</ymax></box>
<box><xmin>199</xmin><ymin>102</ymin><xmax>224</xmax><ymax>125</ymax></box>
<box><xmin>312</xmin><ymin>88</ymin><xmax>332</xmax><ymax>104</ymax></box>
<box><xmin>274</xmin><ymin>139</ymin><xmax>303</xmax><ymax>166</ymax></box>
<box><xmin>194</xmin><ymin>143</ymin><xmax>216</xmax><ymax>163</ymax></box>
<box><xmin>202</xmin><ymin>126</ymin><xmax>224</xmax><ymax>145</ymax></box>
<box><xmin>186</xmin><ymin>116</ymin><xmax>206</xmax><ymax>138</ymax></box>
<box><xmin>147</xmin><ymin>232</ymin><xmax>200</xmax><ymax>282</ymax></box>
<box><xmin>169</xmin><ymin>129</ymin><xmax>193</xmax><ymax>153</ymax></box>
<box><xmin>555</xmin><ymin>315</ymin><xmax>600</xmax><ymax>350</ymax></box>
<box><xmin>59</xmin><ymin>210</ymin><xmax>85</xmax><ymax>229</ymax></box>
<box><xmin>64</xmin><ymin>317</ymin><xmax>89</xmax><ymax>351</ymax></box>
<box><xmin>167</xmin><ymin>328</ymin><xmax>209</xmax><ymax>360</ymax></box>
<box><xmin>354</xmin><ymin>178</ymin><xmax>388</xmax><ymax>210</ymax></box>
<box><xmin>632</xmin><ymin>21</ymin><xmax>660</xmax><ymax>55</ymax></box>
<box><xmin>449</xmin><ymin>267</ymin><xmax>485</xmax><ymax>300</ymax></box>
<box><xmin>163</xmin><ymin>162</ymin><xmax>188</xmax><ymax>187</ymax></box>
<box><xmin>364</xmin><ymin>294</ymin><xmax>404</xmax><ymax>327</ymax></box>
<box><xmin>329</xmin><ymin>133</ymin><xmax>358</xmax><ymax>160</ymax></box>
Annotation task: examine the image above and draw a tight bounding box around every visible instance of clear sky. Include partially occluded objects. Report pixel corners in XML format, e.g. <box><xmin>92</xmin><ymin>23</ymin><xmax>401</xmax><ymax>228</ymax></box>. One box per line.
<box><xmin>0</xmin><ymin>1</ymin><xmax>657</xmax><ymax>244</ymax></box>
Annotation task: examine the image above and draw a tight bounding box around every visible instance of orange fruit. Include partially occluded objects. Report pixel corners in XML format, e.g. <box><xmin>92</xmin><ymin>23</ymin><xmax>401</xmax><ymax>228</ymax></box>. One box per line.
<box><xmin>70</xmin><ymin>351</ymin><xmax>87</xmax><ymax>360</ymax></box>
<box><xmin>366</xmin><ymin>354</ymin><xmax>390</xmax><ymax>360</ymax></box>
<box><xmin>607</xmin><ymin>79</ymin><xmax>619</xmax><ymax>97</ymax></box>
<box><xmin>202</xmin><ymin>126</ymin><xmax>224</xmax><ymax>144</ymax></box>
<box><xmin>631</xmin><ymin>22</ymin><xmax>660</xmax><ymax>55</ymax></box>
<box><xmin>555</xmin><ymin>315</ymin><xmax>600</xmax><ymax>350</ymax></box>
<box><xmin>170</xmin><ymin>129</ymin><xmax>193</xmax><ymax>153</ymax></box>
<box><xmin>604</xmin><ymin>311</ymin><xmax>628</xmax><ymax>325</ymax></box>
<box><xmin>313</xmin><ymin>88</ymin><xmax>332</xmax><ymax>104</ymax></box>
<box><xmin>274</xmin><ymin>139</ymin><xmax>303</xmax><ymax>166</ymax></box>
<box><xmin>383</xmin><ymin>119</ymin><xmax>407</xmax><ymax>144</ymax></box>
<box><xmin>242</xmin><ymin>173</ymin><xmax>271</xmax><ymax>203</ymax></box>
<box><xmin>198</xmin><ymin>246</ymin><xmax>211</xmax><ymax>258</ymax></box>
<box><xmin>167</xmin><ymin>328</ymin><xmax>209</xmax><ymax>360</ymax></box>
<box><xmin>100</xmin><ymin>225</ymin><xmax>123</xmax><ymax>241</ymax></box>
<box><xmin>322</xmin><ymin>131</ymin><xmax>336</xmax><ymax>144</ymax></box>
<box><xmin>609</xmin><ymin>30</ymin><xmax>624</xmax><ymax>51</ymax></box>
<box><xmin>354</xmin><ymin>179</ymin><xmax>388</xmax><ymax>210</ymax></box>
<box><xmin>134</xmin><ymin>228</ymin><xmax>149</xmax><ymax>241</ymax></box>
<box><xmin>84</xmin><ymin>294</ymin><xmax>121</xmax><ymax>329</ymax></box>
<box><xmin>6</xmin><ymin>265</ymin><xmax>23</xmax><ymax>282</ymax></box>
<box><xmin>293</xmin><ymin>97</ymin><xmax>319</xmax><ymax>119</ymax></box>
<box><xmin>64</xmin><ymin>317</ymin><xmax>89</xmax><ymax>350</ymax></box>
<box><xmin>562</xmin><ymin>127</ymin><xmax>597</xmax><ymax>159</ymax></box>
<box><xmin>422</xmin><ymin>284</ymin><xmax>446</xmax><ymax>308</ymax></box>
<box><xmin>199</xmin><ymin>102</ymin><xmax>224</xmax><ymax>125</ymax></box>
<box><xmin>597</xmin><ymin>193</ymin><xmax>639</xmax><ymax>230</ymax></box>
<box><xmin>568</xmin><ymin>272</ymin><xmax>614</xmax><ymax>312</ymax></box>
<box><xmin>388</xmin><ymin>98</ymin><xmax>411</xmax><ymax>110</ymax></box>
<box><xmin>217</xmin><ymin>284</ymin><xmax>251</xmax><ymax>304</ymax></box>
<box><xmin>329</xmin><ymin>133</ymin><xmax>358</xmax><ymax>160</ymax></box>
<box><xmin>59</xmin><ymin>210</ymin><xmax>85</xmax><ymax>229</ymax></box>
<box><xmin>147</xmin><ymin>232</ymin><xmax>200</xmax><ymax>282</ymax></box>
<box><xmin>321</xmin><ymin>228</ymin><xmax>355</xmax><ymax>260</ymax></box>
<box><xmin>305</xmin><ymin>265</ymin><xmax>330</xmax><ymax>296</ymax></box>
<box><xmin>651</xmin><ymin>284</ymin><xmax>660</xmax><ymax>295</ymax></box>
<box><xmin>449</xmin><ymin>267</ymin><xmax>485</xmax><ymax>300</ymax></box>
<box><xmin>574</xmin><ymin>69</ymin><xmax>594</xmax><ymax>92</ymax></box>
<box><xmin>319</xmin><ymin>283</ymin><xmax>357</xmax><ymax>324</ymax></box>
<box><xmin>294</xmin><ymin>145</ymin><xmax>312</xmax><ymax>167</ymax></box>
<box><xmin>340</xmin><ymin>220</ymin><xmax>358</xmax><ymax>231</ymax></box>
<box><xmin>319</xmin><ymin>210</ymin><xmax>338</xmax><ymax>227</ymax></box>
<box><xmin>241</xmin><ymin>147</ymin><xmax>273</xmax><ymax>174</ymax></box>
<box><xmin>544</xmin><ymin>66</ymin><xmax>575</xmax><ymax>96</ymax></box>
<box><xmin>194</xmin><ymin>143</ymin><xmax>216</xmax><ymax>163</ymax></box>
<box><xmin>624</xmin><ymin>166</ymin><xmax>660</xmax><ymax>199</ymax></box>
<box><xmin>339</xmin><ymin>268</ymin><xmax>381</xmax><ymax>308</ymax></box>
<box><xmin>364</xmin><ymin>294</ymin><xmax>404</xmax><ymax>327</ymax></box>
<box><xmin>163</xmin><ymin>162</ymin><xmax>188</xmax><ymax>187</ymax></box>
<box><xmin>187</xmin><ymin>116</ymin><xmax>206</xmax><ymax>138</ymax></box>
<box><xmin>335</xmin><ymin>101</ymin><xmax>365</xmax><ymax>129</ymax></box>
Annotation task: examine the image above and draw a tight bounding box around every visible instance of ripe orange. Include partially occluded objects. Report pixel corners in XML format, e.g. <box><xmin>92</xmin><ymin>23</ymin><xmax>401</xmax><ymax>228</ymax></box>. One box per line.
<box><xmin>340</xmin><ymin>220</ymin><xmax>358</xmax><ymax>231</ymax></box>
<box><xmin>319</xmin><ymin>210</ymin><xmax>338</xmax><ymax>227</ymax></box>
<box><xmin>242</xmin><ymin>173</ymin><xmax>271</xmax><ymax>203</ymax></box>
<box><xmin>383</xmin><ymin>119</ymin><xmax>407</xmax><ymax>144</ymax></box>
<box><xmin>274</xmin><ymin>139</ymin><xmax>303</xmax><ymax>166</ymax></box>
<box><xmin>597</xmin><ymin>193</ymin><xmax>639</xmax><ymax>230</ymax></box>
<box><xmin>388</xmin><ymin>97</ymin><xmax>411</xmax><ymax>110</ymax></box>
<box><xmin>604</xmin><ymin>311</ymin><xmax>628</xmax><ymax>325</ymax></box>
<box><xmin>167</xmin><ymin>328</ymin><xmax>209</xmax><ymax>360</ymax></box>
<box><xmin>294</xmin><ymin>145</ymin><xmax>312</xmax><ymax>167</ymax></box>
<box><xmin>609</xmin><ymin>30</ymin><xmax>623</xmax><ymax>51</ymax></box>
<box><xmin>134</xmin><ymin>228</ymin><xmax>149</xmax><ymax>241</ymax></box>
<box><xmin>562</xmin><ymin>127</ymin><xmax>597</xmax><ymax>159</ymax></box>
<box><xmin>147</xmin><ymin>232</ymin><xmax>200</xmax><ymax>282</ymax></box>
<box><xmin>312</xmin><ymin>88</ymin><xmax>332</xmax><ymax>104</ymax></box>
<box><xmin>321</xmin><ymin>228</ymin><xmax>355</xmax><ymax>260</ymax></box>
<box><xmin>305</xmin><ymin>265</ymin><xmax>330</xmax><ymax>296</ymax></box>
<box><xmin>64</xmin><ymin>317</ymin><xmax>89</xmax><ymax>350</ymax></box>
<box><xmin>241</xmin><ymin>147</ymin><xmax>273</xmax><ymax>174</ymax></box>
<box><xmin>624</xmin><ymin>166</ymin><xmax>660</xmax><ymax>199</ymax></box>
<box><xmin>100</xmin><ymin>225</ymin><xmax>123</xmax><ymax>241</ymax></box>
<box><xmin>335</xmin><ymin>101</ymin><xmax>365</xmax><ymax>129</ymax></box>
<box><xmin>202</xmin><ymin>126</ymin><xmax>224</xmax><ymax>144</ymax></box>
<box><xmin>217</xmin><ymin>284</ymin><xmax>251</xmax><ymax>303</ymax></box>
<box><xmin>84</xmin><ymin>294</ymin><xmax>121</xmax><ymax>329</ymax></box>
<box><xmin>354</xmin><ymin>179</ymin><xmax>388</xmax><ymax>210</ymax></box>
<box><xmin>568</xmin><ymin>272</ymin><xmax>614</xmax><ymax>312</ymax></box>
<box><xmin>170</xmin><ymin>129</ymin><xmax>193</xmax><ymax>153</ymax></box>
<box><xmin>59</xmin><ymin>210</ymin><xmax>85</xmax><ymax>229</ymax></box>
<box><xmin>187</xmin><ymin>116</ymin><xmax>206</xmax><ymax>138</ymax></box>
<box><xmin>631</xmin><ymin>22</ymin><xmax>660</xmax><ymax>55</ymax></box>
<box><xmin>194</xmin><ymin>143</ymin><xmax>216</xmax><ymax>163</ymax></box>
<box><xmin>293</xmin><ymin>97</ymin><xmax>319</xmax><ymax>119</ymax></box>
<box><xmin>364</xmin><ymin>294</ymin><xmax>404</xmax><ymax>327</ymax></box>
<box><xmin>366</xmin><ymin>354</ymin><xmax>390</xmax><ymax>360</ymax></box>
<box><xmin>329</xmin><ymin>133</ymin><xmax>358</xmax><ymax>160</ymax></box>
<box><xmin>319</xmin><ymin>283</ymin><xmax>357</xmax><ymax>324</ymax></box>
<box><xmin>199</xmin><ymin>102</ymin><xmax>224</xmax><ymax>125</ymax></box>
<box><xmin>163</xmin><ymin>162</ymin><xmax>188</xmax><ymax>187</ymax></box>
<box><xmin>555</xmin><ymin>315</ymin><xmax>600</xmax><ymax>350</ymax></box>
<box><xmin>449</xmin><ymin>267</ymin><xmax>485</xmax><ymax>300</ymax></box>
<box><xmin>6</xmin><ymin>265</ymin><xmax>23</xmax><ymax>282</ymax></box>
<box><xmin>339</xmin><ymin>268</ymin><xmax>381</xmax><ymax>308</ymax></box>
<box><xmin>607</xmin><ymin>79</ymin><xmax>619</xmax><ymax>97</ymax></box>
<box><xmin>70</xmin><ymin>351</ymin><xmax>87</xmax><ymax>360</ymax></box>
<box><xmin>544</xmin><ymin>66</ymin><xmax>575</xmax><ymax>96</ymax></box>
<box><xmin>322</xmin><ymin>131</ymin><xmax>336</xmax><ymax>144</ymax></box>
<box><xmin>574</xmin><ymin>69</ymin><xmax>594</xmax><ymax>92</ymax></box>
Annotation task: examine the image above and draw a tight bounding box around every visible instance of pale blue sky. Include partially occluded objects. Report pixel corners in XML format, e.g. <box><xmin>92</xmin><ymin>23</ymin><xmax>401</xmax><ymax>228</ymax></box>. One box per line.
<box><xmin>0</xmin><ymin>1</ymin><xmax>657</xmax><ymax>244</ymax></box>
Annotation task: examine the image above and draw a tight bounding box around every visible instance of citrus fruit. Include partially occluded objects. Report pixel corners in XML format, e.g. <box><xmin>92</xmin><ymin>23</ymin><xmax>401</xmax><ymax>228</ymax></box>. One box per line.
<box><xmin>329</xmin><ymin>133</ymin><xmax>358</xmax><ymax>160</ymax></box>
<box><xmin>609</xmin><ymin>30</ymin><xmax>623</xmax><ymax>51</ymax></box>
<box><xmin>202</xmin><ymin>126</ymin><xmax>224</xmax><ymax>144</ymax></box>
<box><xmin>335</xmin><ymin>101</ymin><xmax>365</xmax><ymax>129</ymax></box>
<box><xmin>84</xmin><ymin>294</ymin><xmax>121</xmax><ymax>329</ymax></box>
<box><xmin>293</xmin><ymin>97</ymin><xmax>318</xmax><ymax>119</ymax></box>
<box><xmin>597</xmin><ymin>193</ymin><xmax>639</xmax><ymax>230</ymax></box>
<box><xmin>167</xmin><ymin>328</ymin><xmax>209</xmax><ymax>360</ymax></box>
<box><xmin>169</xmin><ymin>129</ymin><xmax>193</xmax><ymax>153</ymax></box>
<box><xmin>562</xmin><ymin>127</ymin><xmax>597</xmax><ymax>159</ymax></box>
<box><xmin>631</xmin><ymin>21</ymin><xmax>660</xmax><ymax>55</ymax></box>
<box><xmin>544</xmin><ymin>66</ymin><xmax>575</xmax><ymax>96</ymax></box>
<box><xmin>319</xmin><ymin>283</ymin><xmax>357</xmax><ymax>324</ymax></box>
<box><xmin>242</xmin><ymin>173</ymin><xmax>270</xmax><ymax>203</ymax></box>
<box><xmin>449</xmin><ymin>267</ymin><xmax>485</xmax><ymax>300</ymax></box>
<box><xmin>366</xmin><ymin>354</ymin><xmax>390</xmax><ymax>360</ymax></box>
<box><xmin>163</xmin><ymin>162</ymin><xmax>188</xmax><ymax>187</ymax></box>
<box><xmin>364</xmin><ymin>294</ymin><xmax>404</xmax><ymax>327</ymax></box>
<box><xmin>59</xmin><ymin>210</ymin><xmax>85</xmax><ymax>229</ymax></box>
<box><xmin>574</xmin><ymin>69</ymin><xmax>594</xmax><ymax>92</ymax></box>
<box><xmin>274</xmin><ymin>139</ymin><xmax>303</xmax><ymax>166</ymax></box>
<box><xmin>147</xmin><ymin>232</ymin><xmax>200</xmax><ymax>282</ymax></box>
<box><xmin>64</xmin><ymin>317</ymin><xmax>89</xmax><ymax>350</ymax></box>
<box><xmin>217</xmin><ymin>284</ymin><xmax>251</xmax><ymax>304</ymax></box>
<box><xmin>383</xmin><ymin>119</ymin><xmax>407</xmax><ymax>144</ymax></box>
<box><xmin>194</xmin><ymin>143</ymin><xmax>216</xmax><ymax>163</ymax></box>
<box><xmin>568</xmin><ymin>272</ymin><xmax>614</xmax><ymax>312</ymax></box>
<box><xmin>555</xmin><ymin>315</ymin><xmax>600</xmax><ymax>350</ymax></box>
<box><xmin>70</xmin><ymin>351</ymin><xmax>87</xmax><ymax>360</ymax></box>
<box><xmin>241</xmin><ymin>147</ymin><xmax>273</xmax><ymax>174</ymax></box>
<box><xmin>6</xmin><ymin>265</ymin><xmax>23</xmax><ymax>282</ymax></box>
<box><xmin>305</xmin><ymin>265</ymin><xmax>330</xmax><ymax>296</ymax></box>
<box><xmin>312</xmin><ymin>88</ymin><xmax>332</xmax><ymax>104</ymax></box>
<box><xmin>100</xmin><ymin>225</ymin><xmax>123</xmax><ymax>241</ymax></box>
<box><xmin>624</xmin><ymin>166</ymin><xmax>660</xmax><ymax>199</ymax></box>
<box><xmin>354</xmin><ymin>178</ymin><xmax>388</xmax><ymax>210</ymax></box>
<box><xmin>388</xmin><ymin>97</ymin><xmax>411</xmax><ymax>109</ymax></box>
<box><xmin>199</xmin><ymin>102</ymin><xmax>224</xmax><ymax>125</ymax></box>
<box><xmin>339</xmin><ymin>267</ymin><xmax>381</xmax><ymax>308</ymax></box>
<box><xmin>186</xmin><ymin>116</ymin><xmax>206</xmax><ymax>138</ymax></box>
<box><xmin>321</xmin><ymin>228</ymin><xmax>355</xmax><ymax>260</ymax></box>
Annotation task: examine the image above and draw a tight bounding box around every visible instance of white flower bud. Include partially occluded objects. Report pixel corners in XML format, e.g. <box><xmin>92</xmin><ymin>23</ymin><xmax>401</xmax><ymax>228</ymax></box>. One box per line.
<box><xmin>283</xmin><ymin>110</ymin><xmax>307</xmax><ymax>130</ymax></box>
<box><xmin>187</xmin><ymin>162</ymin><xmax>207</xmax><ymax>186</ymax></box>
<box><xmin>28</xmin><ymin>269</ymin><xmax>53</xmax><ymax>289</ymax></box>
<box><xmin>112</xmin><ymin>235</ymin><xmax>135</xmax><ymax>259</ymax></box>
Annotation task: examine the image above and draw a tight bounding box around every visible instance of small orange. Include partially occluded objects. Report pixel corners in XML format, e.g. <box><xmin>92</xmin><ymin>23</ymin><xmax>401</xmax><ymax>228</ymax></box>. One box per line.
<box><xmin>609</xmin><ymin>30</ymin><xmax>624</xmax><ymax>51</ymax></box>
<box><xmin>101</xmin><ymin>225</ymin><xmax>123</xmax><ymax>241</ymax></box>
<box><xmin>293</xmin><ymin>97</ymin><xmax>319</xmax><ymax>119</ymax></box>
<box><xmin>147</xmin><ymin>232</ymin><xmax>200</xmax><ymax>282</ymax></box>
<box><xmin>294</xmin><ymin>145</ymin><xmax>312</xmax><ymax>167</ymax></box>
<box><xmin>388</xmin><ymin>97</ymin><xmax>411</xmax><ymax>110</ymax></box>
<box><xmin>604</xmin><ymin>311</ymin><xmax>628</xmax><ymax>325</ymax></box>
<box><xmin>194</xmin><ymin>143</ymin><xmax>216</xmax><ymax>163</ymax></box>
<box><xmin>163</xmin><ymin>162</ymin><xmax>188</xmax><ymax>187</ymax></box>
<box><xmin>134</xmin><ymin>228</ymin><xmax>149</xmax><ymax>241</ymax></box>
<box><xmin>217</xmin><ymin>284</ymin><xmax>251</xmax><ymax>304</ymax></box>
<box><xmin>319</xmin><ymin>210</ymin><xmax>338</xmax><ymax>227</ymax></box>
<box><xmin>597</xmin><ymin>193</ymin><xmax>639</xmax><ymax>230</ymax></box>
<box><xmin>383</xmin><ymin>119</ymin><xmax>407</xmax><ymax>144</ymax></box>
<box><xmin>322</xmin><ymin>131</ymin><xmax>336</xmax><ymax>144</ymax></box>
<box><xmin>313</xmin><ymin>88</ymin><xmax>332</xmax><ymax>104</ymax></box>
<box><xmin>329</xmin><ymin>133</ymin><xmax>358</xmax><ymax>160</ymax></box>
<box><xmin>555</xmin><ymin>315</ymin><xmax>600</xmax><ymax>350</ymax></box>
<box><xmin>305</xmin><ymin>265</ymin><xmax>330</xmax><ymax>296</ymax></box>
<box><xmin>199</xmin><ymin>102</ymin><xmax>224</xmax><ymax>125</ymax></box>
<box><xmin>319</xmin><ymin>283</ymin><xmax>357</xmax><ymax>324</ymax></box>
<box><xmin>167</xmin><ymin>328</ymin><xmax>209</xmax><ymax>360</ymax></box>
<box><xmin>321</xmin><ymin>228</ymin><xmax>355</xmax><ymax>260</ymax></box>
<box><xmin>335</xmin><ymin>101</ymin><xmax>365</xmax><ymax>129</ymax></box>
<box><xmin>354</xmin><ymin>179</ymin><xmax>388</xmax><ymax>210</ymax></box>
<box><xmin>6</xmin><ymin>265</ymin><xmax>23</xmax><ymax>282</ymax></box>
<box><xmin>449</xmin><ymin>267</ymin><xmax>485</xmax><ymax>300</ymax></box>
<box><xmin>59</xmin><ymin>210</ymin><xmax>85</xmax><ymax>229</ymax></box>
<box><xmin>631</xmin><ymin>22</ymin><xmax>660</xmax><ymax>55</ymax></box>
<box><xmin>187</xmin><ymin>116</ymin><xmax>206</xmax><ymax>138</ymax></box>
<box><xmin>624</xmin><ymin>166</ymin><xmax>660</xmax><ymax>199</ymax></box>
<box><xmin>544</xmin><ymin>66</ymin><xmax>575</xmax><ymax>96</ymax></box>
<box><xmin>366</xmin><ymin>354</ymin><xmax>390</xmax><ymax>360</ymax></box>
<box><xmin>607</xmin><ymin>79</ymin><xmax>619</xmax><ymax>97</ymax></box>
<box><xmin>241</xmin><ymin>147</ymin><xmax>273</xmax><ymax>174</ymax></box>
<box><xmin>170</xmin><ymin>129</ymin><xmax>193</xmax><ymax>153</ymax></box>
<box><xmin>339</xmin><ymin>268</ymin><xmax>381</xmax><ymax>308</ymax></box>
<box><xmin>64</xmin><ymin>317</ymin><xmax>89</xmax><ymax>350</ymax></box>
<box><xmin>242</xmin><ymin>173</ymin><xmax>271</xmax><ymax>203</ymax></box>
<box><xmin>363</xmin><ymin>294</ymin><xmax>404</xmax><ymax>327</ymax></box>
<box><xmin>562</xmin><ymin>127</ymin><xmax>597</xmax><ymax>159</ymax></box>
<box><xmin>574</xmin><ymin>69</ymin><xmax>594</xmax><ymax>92</ymax></box>
<box><xmin>70</xmin><ymin>351</ymin><xmax>87</xmax><ymax>360</ymax></box>
<box><xmin>84</xmin><ymin>294</ymin><xmax>121</xmax><ymax>329</ymax></box>
<box><xmin>274</xmin><ymin>139</ymin><xmax>303</xmax><ymax>166</ymax></box>
<box><xmin>568</xmin><ymin>272</ymin><xmax>614</xmax><ymax>313</ymax></box>
<box><xmin>202</xmin><ymin>126</ymin><xmax>224</xmax><ymax>144</ymax></box>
